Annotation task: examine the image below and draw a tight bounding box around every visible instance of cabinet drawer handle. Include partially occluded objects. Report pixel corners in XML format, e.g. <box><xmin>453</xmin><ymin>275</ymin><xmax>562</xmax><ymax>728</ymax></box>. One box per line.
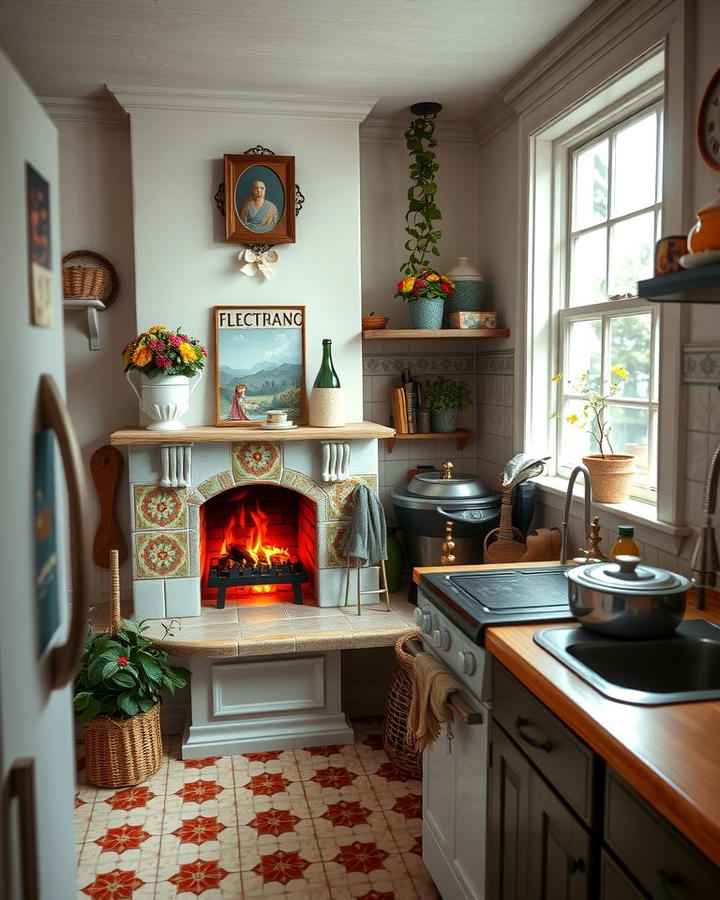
<box><xmin>658</xmin><ymin>870</ymin><xmax>682</xmax><ymax>899</ymax></box>
<box><xmin>514</xmin><ymin>716</ymin><xmax>552</xmax><ymax>752</ymax></box>
<box><xmin>567</xmin><ymin>856</ymin><xmax>585</xmax><ymax>875</ymax></box>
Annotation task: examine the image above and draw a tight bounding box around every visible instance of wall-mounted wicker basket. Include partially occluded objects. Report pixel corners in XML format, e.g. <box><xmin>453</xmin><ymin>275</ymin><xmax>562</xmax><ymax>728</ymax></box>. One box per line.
<box><xmin>62</xmin><ymin>249</ymin><xmax>119</xmax><ymax>306</ymax></box>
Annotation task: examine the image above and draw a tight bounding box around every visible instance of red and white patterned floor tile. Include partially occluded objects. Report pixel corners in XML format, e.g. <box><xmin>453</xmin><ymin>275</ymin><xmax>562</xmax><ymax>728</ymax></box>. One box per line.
<box><xmin>76</xmin><ymin>724</ymin><xmax>440</xmax><ymax>898</ymax></box>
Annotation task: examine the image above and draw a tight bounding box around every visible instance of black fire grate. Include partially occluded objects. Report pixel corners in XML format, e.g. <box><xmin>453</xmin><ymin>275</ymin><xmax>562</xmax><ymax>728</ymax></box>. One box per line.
<box><xmin>207</xmin><ymin>556</ymin><xmax>308</xmax><ymax>607</ymax></box>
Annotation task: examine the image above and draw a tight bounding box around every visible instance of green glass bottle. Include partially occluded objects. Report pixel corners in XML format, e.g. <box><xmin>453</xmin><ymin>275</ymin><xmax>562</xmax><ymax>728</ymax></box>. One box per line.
<box><xmin>313</xmin><ymin>339</ymin><xmax>341</xmax><ymax>388</ymax></box>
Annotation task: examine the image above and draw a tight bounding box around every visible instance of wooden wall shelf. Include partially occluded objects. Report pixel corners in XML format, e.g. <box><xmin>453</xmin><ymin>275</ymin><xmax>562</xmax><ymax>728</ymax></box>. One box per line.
<box><xmin>386</xmin><ymin>429</ymin><xmax>470</xmax><ymax>453</ymax></box>
<box><xmin>363</xmin><ymin>328</ymin><xmax>510</xmax><ymax>340</ymax></box>
<box><xmin>637</xmin><ymin>263</ymin><xmax>720</xmax><ymax>302</ymax></box>
<box><xmin>110</xmin><ymin>422</ymin><xmax>395</xmax><ymax>445</ymax></box>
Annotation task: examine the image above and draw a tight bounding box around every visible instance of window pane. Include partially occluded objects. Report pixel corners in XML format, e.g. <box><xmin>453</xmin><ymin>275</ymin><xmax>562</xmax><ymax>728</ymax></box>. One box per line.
<box><xmin>570</xmin><ymin>229</ymin><xmax>607</xmax><ymax>306</ymax></box>
<box><xmin>612</xmin><ymin>113</ymin><xmax>657</xmax><ymax>217</ymax></box>
<box><xmin>573</xmin><ymin>139</ymin><xmax>608</xmax><ymax>230</ymax></box>
<box><xmin>566</xmin><ymin>320</ymin><xmax>601</xmax><ymax>391</ymax></box>
<box><xmin>560</xmin><ymin>398</ymin><xmax>594</xmax><ymax>466</ymax></box>
<box><xmin>607</xmin><ymin>405</ymin><xmax>649</xmax><ymax>465</ymax></box>
<box><xmin>608</xmin><ymin>211</ymin><xmax>654</xmax><ymax>296</ymax></box>
<box><xmin>609</xmin><ymin>314</ymin><xmax>651</xmax><ymax>400</ymax></box>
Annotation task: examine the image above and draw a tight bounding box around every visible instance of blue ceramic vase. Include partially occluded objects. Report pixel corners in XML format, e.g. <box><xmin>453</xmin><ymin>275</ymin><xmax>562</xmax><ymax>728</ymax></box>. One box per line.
<box><xmin>409</xmin><ymin>297</ymin><xmax>444</xmax><ymax>329</ymax></box>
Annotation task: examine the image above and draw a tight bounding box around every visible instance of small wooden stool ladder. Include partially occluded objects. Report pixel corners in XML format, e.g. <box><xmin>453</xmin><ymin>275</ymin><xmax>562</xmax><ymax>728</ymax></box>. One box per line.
<box><xmin>344</xmin><ymin>557</ymin><xmax>391</xmax><ymax>616</ymax></box>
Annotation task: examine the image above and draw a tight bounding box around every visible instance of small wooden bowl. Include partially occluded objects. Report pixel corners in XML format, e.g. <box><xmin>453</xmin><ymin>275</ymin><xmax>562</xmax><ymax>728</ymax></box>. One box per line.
<box><xmin>362</xmin><ymin>315</ymin><xmax>389</xmax><ymax>330</ymax></box>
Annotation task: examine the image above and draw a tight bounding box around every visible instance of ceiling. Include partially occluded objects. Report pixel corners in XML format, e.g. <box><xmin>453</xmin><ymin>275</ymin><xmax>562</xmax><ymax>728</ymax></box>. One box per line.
<box><xmin>0</xmin><ymin>0</ymin><xmax>594</xmax><ymax>120</ymax></box>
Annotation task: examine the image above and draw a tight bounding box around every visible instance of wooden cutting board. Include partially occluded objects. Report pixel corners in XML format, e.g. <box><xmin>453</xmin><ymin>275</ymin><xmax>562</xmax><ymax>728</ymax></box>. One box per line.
<box><xmin>90</xmin><ymin>445</ymin><xmax>127</xmax><ymax>568</ymax></box>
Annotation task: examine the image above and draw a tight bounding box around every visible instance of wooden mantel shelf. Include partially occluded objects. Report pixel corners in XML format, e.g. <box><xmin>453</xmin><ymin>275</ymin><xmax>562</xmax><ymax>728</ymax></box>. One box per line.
<box><xmin>363</xmin><ymin>328</ymin><xmax>510</xmax><ymax>340</ymax></box>
<box><xmin>110</xmin><ymin>422</ymin><xmax>395</xmax><ymax>446</ymax></box>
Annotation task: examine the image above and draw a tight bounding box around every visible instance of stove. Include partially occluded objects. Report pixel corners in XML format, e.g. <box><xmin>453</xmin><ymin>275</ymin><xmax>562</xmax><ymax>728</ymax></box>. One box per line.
<box><xmin>419</xmin><ymin>565</ymin><xmax>574</xmax><ymax>644</ymax></box>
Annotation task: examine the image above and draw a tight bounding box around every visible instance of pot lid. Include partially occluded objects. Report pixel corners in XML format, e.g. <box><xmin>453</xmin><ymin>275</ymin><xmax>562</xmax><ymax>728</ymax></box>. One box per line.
<box><xmin>568</xmin><ymin>556</ymin><xmax>690</xmax><ymax>594</ymax></box>
<box><xmin>400</xmin><ymin>467</ymin><xmax>494</xmax><ymax>501</ymax></box>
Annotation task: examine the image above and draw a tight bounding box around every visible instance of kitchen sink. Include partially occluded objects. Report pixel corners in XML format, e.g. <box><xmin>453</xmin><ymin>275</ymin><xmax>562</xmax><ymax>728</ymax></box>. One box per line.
<box><xmin>534</xmin><ymin>619</ymin><xmax>720</xmax><ymax>705</ymax></box>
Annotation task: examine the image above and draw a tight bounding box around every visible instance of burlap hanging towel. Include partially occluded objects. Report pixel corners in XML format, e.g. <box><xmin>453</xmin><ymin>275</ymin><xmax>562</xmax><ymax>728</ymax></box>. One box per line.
<box><xmin>407</xmin><ymin>650</ymin><xmax>464</xmax><ymax>752</ymax></box>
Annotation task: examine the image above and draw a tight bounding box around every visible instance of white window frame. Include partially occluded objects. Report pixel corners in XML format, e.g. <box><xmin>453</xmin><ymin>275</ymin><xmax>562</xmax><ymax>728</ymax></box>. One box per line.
<box><xmin>517</xmin><ymin>9</ymin><xmax>692</xmax><ymax>535</ymax></box>
<box><xmin>553</xmin><ymin>98</ymin><xmax>664</xmax><ymax>503</ymax></box>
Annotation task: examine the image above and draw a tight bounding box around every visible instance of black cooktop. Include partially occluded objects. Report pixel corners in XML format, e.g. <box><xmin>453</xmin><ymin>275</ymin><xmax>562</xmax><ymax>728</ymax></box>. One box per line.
<box><xmin>420</xmin><ymin>566</ymin><xmax>574</xmax><ymax>643</ymax></box>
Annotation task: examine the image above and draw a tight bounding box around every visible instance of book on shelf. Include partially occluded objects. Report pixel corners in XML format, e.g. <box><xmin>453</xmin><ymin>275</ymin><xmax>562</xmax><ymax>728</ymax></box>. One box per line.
<box><xmin>391</xmin><ymin>386</ymin><xmax>408</xmax><ymax>433</ymax></box>
<box><xmin>402</xmin><ymin>380</ymin><xmax>418</xmax><ymax>433</ymax></box>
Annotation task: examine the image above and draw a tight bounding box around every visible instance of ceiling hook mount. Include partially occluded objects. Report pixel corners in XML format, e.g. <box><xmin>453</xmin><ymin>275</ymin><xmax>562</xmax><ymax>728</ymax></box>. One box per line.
<box><xmin>410</xmin><ymin>101</ymin><xmax>443</xmax><ymax>119</ymax></box>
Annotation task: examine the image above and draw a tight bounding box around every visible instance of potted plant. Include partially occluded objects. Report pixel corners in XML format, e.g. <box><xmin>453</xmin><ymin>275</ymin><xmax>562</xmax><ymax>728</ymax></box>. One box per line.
<box><xmin>423</xmin><ymin>375</ymin><xmax>472</xmax><ymax>432</ymax></box>
<box><xmin>123</xmin><ymin>324</ymin><xmax>208</xmax><ymax>431</ymax></box>
<box><xmin>74</xmin><ymin>552</ymin><xmax>189</xmax><ymax>787</ymax></box>
<box><xmin>396</xmin><ymin>109</ymin><xmax>454</xmax><ymax>329</ymax></box>
<box><xmin>552</xmin><ymin>365</ymin><xmax>635</xmax><ymax>502</ymax></box>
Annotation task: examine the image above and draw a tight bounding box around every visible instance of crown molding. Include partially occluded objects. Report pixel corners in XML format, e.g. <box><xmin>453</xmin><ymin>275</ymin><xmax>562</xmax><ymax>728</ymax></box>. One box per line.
<box><xmin>360</xmin><ymin>115</ymin><xmax>478</xmax><ymax>145</ymax></box>
<box><xmin>473</xmin><ymin>97</ymin><xmax>518</xmax><ymax>145</ymax></box>
<box><xmin>107</xmin><ymin>84</ymin><xmax>377</xmax><ymax>122</ymax></box>
<box><xmin>40</xmin><ymin>96</ymin><xmax>128</xmax><ymax>127</ymax></box>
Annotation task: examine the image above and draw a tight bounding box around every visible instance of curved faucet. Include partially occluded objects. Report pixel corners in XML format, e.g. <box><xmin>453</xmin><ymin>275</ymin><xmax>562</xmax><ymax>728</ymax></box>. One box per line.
<box><xmin>690</xmin><ymin>439</ymin><xmax>720</xmax><ymax>609</ymax></box>
<box><xmin>560</xmin><ymin>464</ymin><xmax>592</xmax><ymax>565</ymax></box>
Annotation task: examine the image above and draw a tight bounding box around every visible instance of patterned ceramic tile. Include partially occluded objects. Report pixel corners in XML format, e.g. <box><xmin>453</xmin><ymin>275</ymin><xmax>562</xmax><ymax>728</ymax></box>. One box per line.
<box><xmin>318</xmin><ymin>522</ymin><xmax>350</xmax><ymax>568</ymax></box>
<box><xmin>135</xmin><ymin>532</ymin><xmax>189</xmax><ymax>579</ymax></box>
<box><xmin>322</xmin><ymin>476</ymin><xmax>378</xmax><ymax>521</ymax></box>
<box><xmin>196</xmin><ymin>470</ymin><xmax>235</xmax><ymax>500</ymax></box>
<box><xmin>683</xmin><ymin>345</ymin><xmax>720</xmax><ymax>384</ymax></box>
<box><xmin>134</xmin><ymin>485</ymin><xmax>187</xmax><ymax>530</ymax></box>
<box><xmin>231</xmin><ymin>441</ymin><xmax>281</xmax><ymax>481</ymax></box>
<box><xmin>363</xmin><ymin>355</ymin><xmax>475</xmax><ymax>376</ymax></box>
<box><xmin>281</xmin><ymin>468</ymin><xmax>327</xmax><ymax>504</ymax></box>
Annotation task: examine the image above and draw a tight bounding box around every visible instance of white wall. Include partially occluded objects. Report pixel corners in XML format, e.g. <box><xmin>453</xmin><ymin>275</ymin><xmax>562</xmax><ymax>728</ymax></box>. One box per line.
<box><xmin>118</xmin><ymin>101</ymin><xmax>370</xmax><ymax>425</ymax></box>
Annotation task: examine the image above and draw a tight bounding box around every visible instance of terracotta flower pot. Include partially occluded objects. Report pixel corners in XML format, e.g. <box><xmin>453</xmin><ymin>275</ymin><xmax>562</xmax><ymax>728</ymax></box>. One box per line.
<box><xmin>582</xmin><ymin>454</ymin><xmax>635</xmax><ymax>503</ymax></box>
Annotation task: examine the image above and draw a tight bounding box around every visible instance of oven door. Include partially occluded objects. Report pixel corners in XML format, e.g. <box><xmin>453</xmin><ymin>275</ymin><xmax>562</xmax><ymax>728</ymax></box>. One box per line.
<box><xmin>414</xmin><ymin>638</ymin><xmax>490</xmax><ymax>900</ymax></box>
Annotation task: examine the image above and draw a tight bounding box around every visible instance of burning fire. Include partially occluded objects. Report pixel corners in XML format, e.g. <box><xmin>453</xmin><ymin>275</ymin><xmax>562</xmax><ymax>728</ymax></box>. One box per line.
<box><xmin>219</xmin><ymin>491</ymin><xmax>292</xmax><ymax>570</ymax></box>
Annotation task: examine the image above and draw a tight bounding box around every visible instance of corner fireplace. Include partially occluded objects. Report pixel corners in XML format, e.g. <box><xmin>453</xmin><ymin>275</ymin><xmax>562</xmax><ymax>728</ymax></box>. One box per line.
<box><xmin>200</xmin><ymin>483</ymin><xmax>315</xmax><ymax>606</ymax></box>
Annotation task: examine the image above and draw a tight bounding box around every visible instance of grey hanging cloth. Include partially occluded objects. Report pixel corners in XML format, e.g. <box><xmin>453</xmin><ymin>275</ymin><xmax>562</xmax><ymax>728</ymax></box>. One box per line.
<box><xmin>500</xmin><ymin>453</ymin><xmax>550</xmax><ymax>489</ymax></box>
<box><xmin>341</xmin><ymin>484</ymin><xmax>388</xmax><ymax>565</ymax></box>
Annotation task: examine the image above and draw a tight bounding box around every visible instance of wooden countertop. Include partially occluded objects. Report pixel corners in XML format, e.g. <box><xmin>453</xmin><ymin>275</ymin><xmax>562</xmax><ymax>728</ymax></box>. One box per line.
<box><xmin>414</xmin><ymin>562</ymin><xmax>720</xmax><ymax>867</ymax></box>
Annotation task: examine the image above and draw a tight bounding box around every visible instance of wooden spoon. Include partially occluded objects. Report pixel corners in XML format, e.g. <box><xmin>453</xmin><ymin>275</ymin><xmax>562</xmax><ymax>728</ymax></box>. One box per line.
<box><xmin>90</xmin><ymin>445</ymin><xmax>127</xmax><ymax>568</ymax></box>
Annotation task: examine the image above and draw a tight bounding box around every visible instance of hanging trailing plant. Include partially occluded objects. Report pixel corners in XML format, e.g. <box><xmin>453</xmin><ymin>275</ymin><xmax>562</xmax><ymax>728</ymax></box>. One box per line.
<box><xmin>401</xmin><ymin>114</ymin><xmax>442</xmax><ymax>276</ymax></box>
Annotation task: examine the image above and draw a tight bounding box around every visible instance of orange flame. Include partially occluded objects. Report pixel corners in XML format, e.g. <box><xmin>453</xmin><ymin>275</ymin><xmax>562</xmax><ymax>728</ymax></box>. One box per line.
<box><xmin>220</xmin><ymin>491</ymin><xmax>292</xmax><ymax>571</ymax></box>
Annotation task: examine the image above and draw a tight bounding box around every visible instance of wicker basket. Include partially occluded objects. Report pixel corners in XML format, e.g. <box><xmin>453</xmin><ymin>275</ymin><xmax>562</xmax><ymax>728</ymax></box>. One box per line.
<box><xmin>382</xmin><ymin>629</ymin><xmax>423</xmax><ymax>779</ymax></box>
<box><xmin>62</xmin><ymin>264</ymin><xmax>111</xmax><ymax>300</ymax></box>
<box><xmin>83</xmin><ymin>549</ymin><xmax>163</xmax><ymax>788</ymax></box>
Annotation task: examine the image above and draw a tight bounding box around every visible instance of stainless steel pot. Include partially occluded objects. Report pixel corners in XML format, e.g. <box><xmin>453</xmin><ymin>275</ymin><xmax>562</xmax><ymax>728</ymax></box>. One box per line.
<box><xmin>391</xmin><ymin>463</ymin><xmax>500</xmax><ymax>567</ymax></box>
<box><xmin>567</xmin><ymin>556</ymin><xmax>691</xmax><ymax>637</ymax></box>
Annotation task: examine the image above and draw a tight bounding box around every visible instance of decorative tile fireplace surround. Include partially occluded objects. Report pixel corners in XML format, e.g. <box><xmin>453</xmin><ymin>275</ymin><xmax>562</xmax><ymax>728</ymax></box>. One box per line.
<box><xmin>111</xmin><ymin>425</ymin><xmax>394</xmax><ymax>620</ymax></box>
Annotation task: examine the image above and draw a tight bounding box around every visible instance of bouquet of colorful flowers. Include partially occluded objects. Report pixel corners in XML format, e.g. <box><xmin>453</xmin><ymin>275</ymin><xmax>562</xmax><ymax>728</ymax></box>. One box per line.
<box><xmin>395</xmin><ymin>269</ymin><xmax>455</xmax><ymax>301</ymax></box>
<box><xmin>122</xmin><ymin>325</ymin><xmax>207</xmax><ymax>378</ymax></box>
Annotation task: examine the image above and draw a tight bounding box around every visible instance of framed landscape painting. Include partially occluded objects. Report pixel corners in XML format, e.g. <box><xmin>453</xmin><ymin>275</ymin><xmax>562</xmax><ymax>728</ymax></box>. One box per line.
<box><xmin>214</xmin><ymin>306</ymin><xmax>306</xmax><ymax>426</ymax></box>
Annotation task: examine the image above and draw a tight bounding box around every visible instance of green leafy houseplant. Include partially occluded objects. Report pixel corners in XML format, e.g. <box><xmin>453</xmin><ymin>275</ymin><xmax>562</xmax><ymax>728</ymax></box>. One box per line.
<box><xmin>74</xmin><ymin>618</ymin><xmax>189</xmax><ymax>724</ymax></box>
<box><xmin>423</xmin><ymin>375</ymin><xmax>472</xmax><ymax>411</ymax></box>
<box><xmin>401</xmin><ymin>115</ymin><xmax>442</xmax><ymax>276</ymax></box>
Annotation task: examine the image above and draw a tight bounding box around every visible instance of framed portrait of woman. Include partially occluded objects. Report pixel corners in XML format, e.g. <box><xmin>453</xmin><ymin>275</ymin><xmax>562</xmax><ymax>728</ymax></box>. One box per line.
<box><xmin>223</xmin><ymin>154</ymin><xmax>296</xmax><ymax>245</ymax></box>
<box><xmin>214</xmin><ymin>306</ymin><xmax>307</xmax><ymax>426</ymax></box>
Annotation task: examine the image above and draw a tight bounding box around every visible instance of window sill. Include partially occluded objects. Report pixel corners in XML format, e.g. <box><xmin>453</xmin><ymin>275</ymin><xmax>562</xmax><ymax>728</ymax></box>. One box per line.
<box><xmin>533</xmin><ymin>475</ymin><xmax>693</xmax><ymax>556</ymax></box>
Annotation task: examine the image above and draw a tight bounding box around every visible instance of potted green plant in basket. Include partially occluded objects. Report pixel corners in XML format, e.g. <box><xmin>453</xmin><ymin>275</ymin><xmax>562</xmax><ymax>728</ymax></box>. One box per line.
<box><xmin>396</xmin><ymin>108</ymin><xmax>455</xmax><ymax>329</ymax></box>
<box><xmin>74</xmin><ymin>551</ymin><xmax>189</xmax><ymax>787</ymax></box>
<box><xmin>423</xmin><ymin>375</ymin><xmax>472</xmax><ymax>433</ymax></box>
<box><xmin>551</xmin><ymin>365</ymin><xmax>635</xmax><ymax>503</ymax></box>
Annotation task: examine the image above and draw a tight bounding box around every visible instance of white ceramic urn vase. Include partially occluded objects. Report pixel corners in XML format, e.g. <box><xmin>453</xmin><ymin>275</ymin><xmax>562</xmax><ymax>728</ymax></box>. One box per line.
<box><xmin>127</xmin><ymin>372</ymin><xmax>201</xmax><ymax>431</ymax></box>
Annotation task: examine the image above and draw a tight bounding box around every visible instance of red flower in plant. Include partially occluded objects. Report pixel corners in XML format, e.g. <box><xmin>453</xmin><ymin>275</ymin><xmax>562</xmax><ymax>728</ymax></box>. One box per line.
<box><xmin>81</xmin><ymin>868</ymin><xmax>145</xmax><ymax>898</ymax></box>
<box><xmin>332</xmin><ymin>841</ymin><xmax>389</xmax><ymax>874</ymax></box>
<box><xmin>415</xmin><ymin>279</ymin><xmax>427</xmax><ymax>289</ymax></box>
<box><xmin>167</xmin><ymin>859</ymin><xmax>229</xmax><ymax>895</ymax></box>
<box><xmin>172</xmin><ymin>815</ymin><xmax>226</xmax><ymax>845</ymax></box>
<box><xmin>441</xmin><ymin>281</ymin><xmax>451</xmax><ymax>293</ymax></box>
<box><xmin>104</xmin><ymin>787</ymin><xmax>156</xmax><ymax>811</ymax></box>
<box><xmin>117</xmin><ymin>656</ymin><xmax>128</xmax><ymax>667</ymax></box>
<box><xmin>243</xmin><ymin>750</ymin><xmax>282</xmax><ymax>762</ymax></box>
<box><xmin>357</xmin><ymin>892</ymin><xmax>396</xmax><ymax>900</ymax></box>
<box><xmin>247</xmin><ymin>807</ymin><xmax>300</xmax><ymax>837</ymax></box>
<box><xmin>303</xmin><ymin>744</ymin><xmax>343</xmax><ymax>757</ymax></box>
<box><xmin>252</xmin><ymin>849</ymin><xmax>310</xmax><ymax>885</ymax></box>
<box><xmin>374</xmin><ymin>762</ymin><xmax>410</xmax><ymax>783</ymax></box>
<box><xmin>95</xmin><ymin>824</ymin><xmax>151</xmax><ymax>854</ymax></box>
<box><xmin>363</xmin><ymin>733</ymin><xmax>384</xmax><ymax>751</ymax></box>
<box><xmin>183</xmin><ymin>756</ymin><xmax>221</xmax><ymax>769</ymax></box>
<box><xmin>392</xmin><ymin>793</ymin><xmax>422</xmax><ymax>819</ymax></box>
<box><xmin>242</xmin><ymin>772</ymin><xmax>292</xmax><ymax>796</ymax></box>
<box><xmin>175</xmin><ymin>780</ymin><xmax>224</xmax><ymax>803</ymax></box>
<box><xmin>310</xmin><ymin>766</ymin><xmax>357</xmax><ymax>789</ymax></box>
<box><xmin>321</xmin><ymin>800</ymin><xmax>372</xmax><ymax>828</ymax></box>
